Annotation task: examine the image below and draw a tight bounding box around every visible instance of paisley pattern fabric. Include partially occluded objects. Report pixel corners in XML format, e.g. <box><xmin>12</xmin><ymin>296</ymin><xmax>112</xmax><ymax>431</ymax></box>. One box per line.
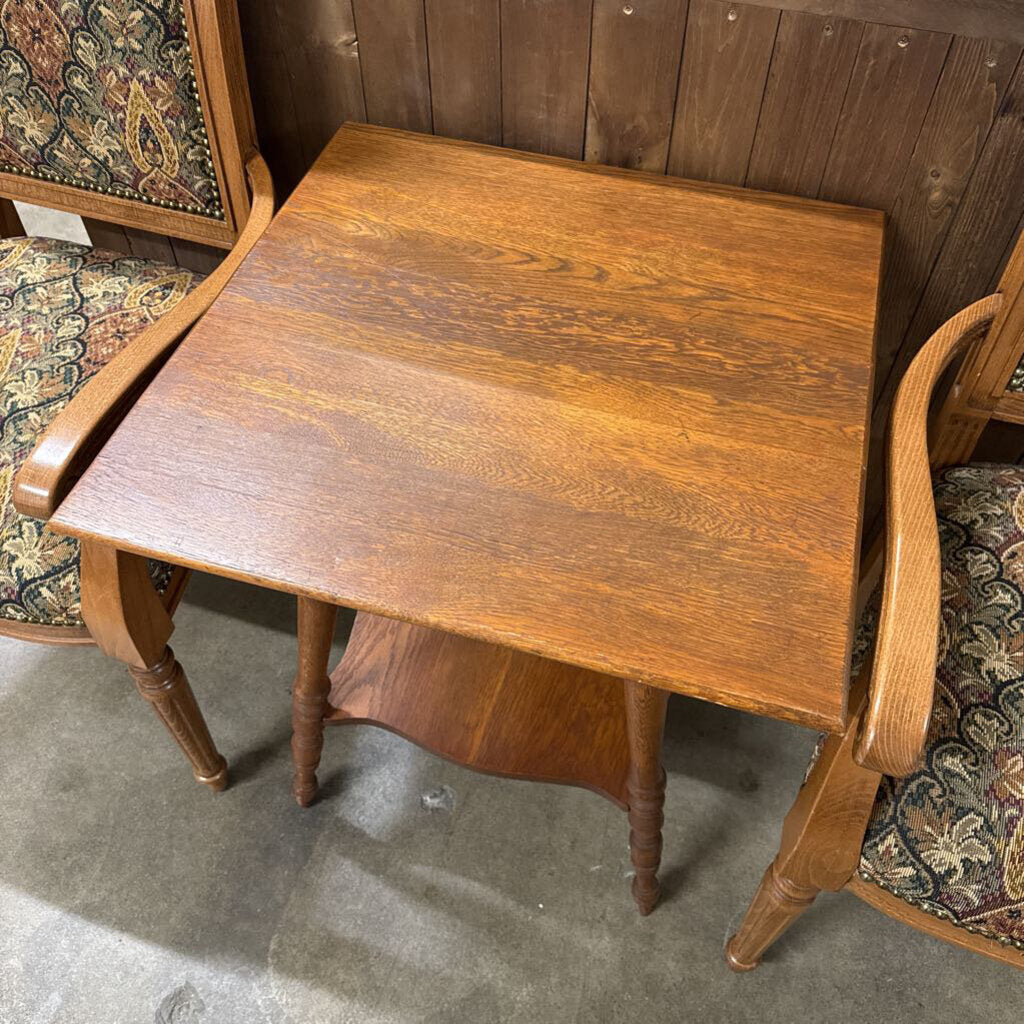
<box><xmin>0</xmin><ymin>236</ymin><xmax>200</xmax><ymax>626</ymax></box>
<box><xmin>859</xmin><ymin>464</ymin><xmax>1024</xmax><ymax>948</ymax></box>
<box><xmin>0</xmin><ymin>0</ymin><xmax>222</xmax><ymax>218</ymax></box>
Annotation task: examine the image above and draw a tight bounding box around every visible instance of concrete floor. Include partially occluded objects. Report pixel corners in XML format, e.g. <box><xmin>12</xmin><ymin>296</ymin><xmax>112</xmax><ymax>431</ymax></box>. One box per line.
<box><xmin>2</xmin><ymin>572</ymin><xmax>1023</xmax><ymax>1023</ymax></box>
<box><xmin>11</xmin><ymin>202</ymin><xmax>89</xmax><ymax>245</ymax></box>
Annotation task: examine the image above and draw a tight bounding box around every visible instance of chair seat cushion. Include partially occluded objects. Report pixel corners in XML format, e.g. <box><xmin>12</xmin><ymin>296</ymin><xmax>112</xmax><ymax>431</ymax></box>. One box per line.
<box><xmin>859</xmin><ymin>464</ymin><xmax>1024</xmax><ymax>949</ymax></box>
<box><xmin>0</xmin><ymin>237</ymin><xmax>202</xmax><ymax>628</ymax></box>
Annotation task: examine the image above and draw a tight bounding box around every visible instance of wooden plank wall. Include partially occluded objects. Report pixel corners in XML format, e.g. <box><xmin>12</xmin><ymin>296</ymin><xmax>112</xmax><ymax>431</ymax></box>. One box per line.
<box><xmin>233</xmin><ymin>0</ymin><xmax>1024</xmax><ymax>533</ymax></box>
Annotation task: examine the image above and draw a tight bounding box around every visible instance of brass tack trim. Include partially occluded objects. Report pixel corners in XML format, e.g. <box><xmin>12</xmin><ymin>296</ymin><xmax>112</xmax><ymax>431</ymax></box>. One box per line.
<box><xmin>0</xmin><ymin>0</ymin><xmax>223</xmax><ymax>221</ymax></box>
<box><xmin>857</xmin><ymin>869</ymin><xmax>1024</xmax><ymax>952</ymax></box>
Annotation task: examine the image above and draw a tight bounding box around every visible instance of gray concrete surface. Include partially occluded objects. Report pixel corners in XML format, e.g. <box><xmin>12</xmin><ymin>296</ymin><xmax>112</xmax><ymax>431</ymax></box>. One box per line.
<box><xmin>12</xmin><ymin>203</ymin><xmax>89</xmax><ymax>245</ymax></box>
<box><xmin>1</xmin><ymin>571</ymin><xmax>1022</xmax><ymax>1023</ymax></box>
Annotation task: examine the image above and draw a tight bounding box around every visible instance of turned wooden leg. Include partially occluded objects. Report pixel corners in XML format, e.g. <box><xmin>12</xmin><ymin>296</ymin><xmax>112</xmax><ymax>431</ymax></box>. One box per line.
<box><xmin>624</xmin><ymin>679</ymin><xmax>670</xmax><ymax>915</ymax></box>
<box><xmin>725</xmin><ymin>862</ymin><xmax>818</xmax><ymax>971</ymax></box>
<box><xmin>79</xmin><ymin>540</ymin><xmax>227</xmax><ymax>792</ymax></box>
<box><xmin>725</xmin><ymin>683</ymin><xmax>883</xmax><ymax>970</ymax></box>
<box><xmin>291</xmin><ymin>597</ymin><xmax>338</xmax><ymax>807</ymax></box>
<box><xmin>130</xmin><ymin>646</ymin><xmax>227</xmax><ymax>791</ymax></box>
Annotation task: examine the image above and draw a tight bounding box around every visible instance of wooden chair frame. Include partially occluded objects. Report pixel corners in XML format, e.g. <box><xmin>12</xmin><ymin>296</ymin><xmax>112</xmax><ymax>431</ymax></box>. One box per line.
<box><xmin>4</xmin><ymin>0</ymin><xmax>275</xmax><ymax>791</ymax></box>
<box><xmin>726</xmin><ymin>232</ymin><xmax>1024</xmax><ymax>971</ymax></box>
<box><xmin>0</xmin><ymin>0</ymin><xmax>256</xmax><ymax>248</ymax></box>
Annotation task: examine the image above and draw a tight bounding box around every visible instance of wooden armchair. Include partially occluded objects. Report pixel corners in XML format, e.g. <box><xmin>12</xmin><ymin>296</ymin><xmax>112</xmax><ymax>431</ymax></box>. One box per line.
<box><xmin>726</xmin><ymin>229</ymin><xmax>1024</xmax><ymax>970</ymax></box>
<box><xmin>1</xmin><ymin>0</ymin><xmax>272</xmax><ymax>789</ymax></box>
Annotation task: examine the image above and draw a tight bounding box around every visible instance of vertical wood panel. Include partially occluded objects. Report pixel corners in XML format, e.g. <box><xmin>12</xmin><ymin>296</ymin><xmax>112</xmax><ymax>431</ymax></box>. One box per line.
<box><xmin>818</xmin><ymin>23</ymin><xmax>950</xmax><ymax>210</ymax></box>
<box><xmin>82</xmin><ymin>219</ymin><xmax>131</xmax><ymax>254</ymax></box>
<box><xmin>990</xmin><ymin>206</ymin><xmax>1024</xmax><ymax>291</ymax></box>
<box><xmin>169</xmin><ymin>239</ymin><xmax>226</xmax><ymax>276</ymax></box>
<box><xmin>81</xmin><ymin>221</ymin><xmax>223</xmax><ymax>275</ymax></box>
<box><xmin>585</xmin><ymin>0</ymin><xmax>689</xmax><ymax>171</ymax></box>
<box><xmin>900</xmin><ymin>58</ymin><xmax>1024</xmax><ymax>369</ymax></box>
<box><xmin>667</xmin><ymin>0</ymin><xmax>779</xmax><ymax>185</ymax></box>
<box><xmin>746</xmin><ymin>10</ymin><xmax>862</xmax><ymax>196</ymax></box>
<box><xmin>687</xmin><ymin>1</ymin><xmax>1024</xmax><ymax>45</ymax></box>
<box><xmin>501</xmin><ymin>0</ymin><xmax>594</xmax><ymax>158</ymax></box>
<box><xmin>352</xmin><ymin>0</ymin><xmax>432</xmax><ymax>132</ymax></box>
<box><xmin>0</xmin><ymin>199</ymin><xmax>23</xmax><ymax>237</ymax></box>
<box><xmin>865</xmin><ymin>53</ymin><xmax>1024</xmax><ymax>527</ymax></box>
<box><xmin>818</xmin><ymin>23</ymin><xmax>955</xmax><ymax>523</ymax></box>
<box><xmin>122</xmin><ymin>229</ymin><xmax>176</xmax><ymax>264</ymax></box>
<box><xmin>425</xmin><ymin>0</ymin><xmax>501</xmax><ymax>144</ymax></box>
<box><xmin>237</xmin><ymin>1</ymin><xmax>308</xmax><ymax>193</ymax></box>
<box><xmin>873</xmin><ymin>36</ymin><xmax>1019</xmax><ymax>384</ymax></box>
<box><xmin>971</xmin><ymin>419</ymin><xmax>1024</xmax><ymax>463</ymax></box>
<box><xmin>274</xmin><ymin>0</ymin><xmax>365</xmax><ymax>167</ymax></box>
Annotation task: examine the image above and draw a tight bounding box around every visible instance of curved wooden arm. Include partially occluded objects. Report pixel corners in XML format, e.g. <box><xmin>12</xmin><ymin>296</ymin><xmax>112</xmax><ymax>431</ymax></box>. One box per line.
<box><xmin>855</xmin><ymin>293</ymin><xmax>1002</xmax><ymax>776</ymax></box>
<box><xmin>14</xmin><ymin>153</ymin><xmax>274</xmax><ymax>521</ymax></box>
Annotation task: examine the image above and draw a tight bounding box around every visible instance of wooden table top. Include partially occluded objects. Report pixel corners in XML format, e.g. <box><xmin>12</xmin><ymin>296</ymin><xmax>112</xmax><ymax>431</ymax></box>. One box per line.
<box><xmin>52</xmin><ymin>124</ymin><xmax>883</xmax><ymax>731</ymax></box>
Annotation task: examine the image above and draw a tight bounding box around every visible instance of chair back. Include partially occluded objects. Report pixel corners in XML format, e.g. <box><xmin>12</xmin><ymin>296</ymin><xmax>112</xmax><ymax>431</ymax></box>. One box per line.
<box><xmin>0</xmin><ymin>0</ymin><xmax>256</xmax><ymax>248</ymax></box>
<box><xmin>932</xmin><ymin>228</ymin><xmax>1024</xmax><ymax>466</ymax></box>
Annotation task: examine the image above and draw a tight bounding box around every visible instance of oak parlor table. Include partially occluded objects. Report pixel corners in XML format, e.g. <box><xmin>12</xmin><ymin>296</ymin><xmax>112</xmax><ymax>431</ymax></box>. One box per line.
<box><xmin>35</xmin><ymin>125</ymin><xmax>884</xmax><ymax>913</ymax></box>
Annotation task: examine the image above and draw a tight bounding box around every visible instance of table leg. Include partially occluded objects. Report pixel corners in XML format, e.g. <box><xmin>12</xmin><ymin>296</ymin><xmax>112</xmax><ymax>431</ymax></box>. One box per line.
<box><xmin>291</xmin><ymin>596</ymin><xmax>337</xmax><ymax>806</ymax></box>
<box><xmin>80</xmin><ymin>540</ymin><xmax>227</xmax><ymax>791</ymax></box>
<box><xmin>624</xmin><ymin>679</ymin><xmax>670</xmax><ymax>915</ymax></box>
<box><xmin>317</xmin><ymin>612</ymin><xmax>666</xmax><ymax>915</ymax></box>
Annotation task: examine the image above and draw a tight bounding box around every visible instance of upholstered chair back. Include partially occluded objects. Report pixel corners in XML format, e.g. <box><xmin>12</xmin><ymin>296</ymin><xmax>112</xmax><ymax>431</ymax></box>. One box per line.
<box><xmin>0</xmin><ymin>0</ymin><xmax>256</xmax><ymax>248</ymax></box>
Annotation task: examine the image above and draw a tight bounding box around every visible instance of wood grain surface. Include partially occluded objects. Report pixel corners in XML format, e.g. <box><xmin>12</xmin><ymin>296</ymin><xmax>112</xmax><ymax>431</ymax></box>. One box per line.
<box><xmin>234</xmin><ymin>1</ymin><xmax>1024</xmax><ymax>534</ymax></box>
<box><xmin>425</xmin><ymin>0</ymin><xmax>502</xmax><ymax>145</ymax></box>
<box><xmin>719</xmin><ymin>1</ymin><xmax>1024</xmax><ymax>43</ymax></box>
<box><xmin>585</xmin><ymin>0</ymin><xmax>690</xmax><ymax>171</ymax></box>
<box><xmin>817</xmin><ymin>23</ymin><xmax>951</xmax><ymax>211</ymax></box>
<box><xmin>15</xmin><ymin>156</ymin><xmax>275</xmax><ymax>522</ymax></box>
<box><xmin>320</xmin><ymin>608</ymin><xmax>670</xmax><ymax>912</ymax></box>
<box><xmin>667</xmin><ymin>0</ymin><xmax>779</xmax><ymax>186</ymax></box>
<box><xmin>273</xmin><ymin>0</ymin><xmax>365</xmax><ymax>167</ymax></box>
<box><xmin>728</xmin><ymin>270</ymin><xmax>1024</xmax><ymax>972</ymax></box>
<box><xmin>325</xmin><ymin>611</ymin><xmax>632</xmax><ymax>806</ymax></box>
<box><xmin>857</xmin><ymin>294</ymin><xmax>1002</xmax><ymax>776</ymax></box>
<box><xmin>500</xmin><ymin>0</ymin><xmax>593</xmax><ymax>157</ymax></box>
<box><xmin>870</xmin><ymin>35</ymin><xmax>1019</xmax><ymax>387</ymax></box>
<box><xmin>350</xmin><ymin>0</ymin><xmax>432</xmax><ymax>133</ymax></box>
<box><xmin>51</xmin><ymin>125</ymin><xmax>883</xmax><ymax>731</ymax></box>
<box><xmin>865</xmin><ymin>51</ymin><xmax>1024</xmax><ymax>528</ymax></box>
<box><xmin>745</xmin><ymin>11</ymin><xmax>863</xmax><ymax>197</ymax></box>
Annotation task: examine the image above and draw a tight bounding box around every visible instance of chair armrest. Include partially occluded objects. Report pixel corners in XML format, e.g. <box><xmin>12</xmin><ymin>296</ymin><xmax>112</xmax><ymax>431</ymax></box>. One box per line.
<box><xmin>855</xmin><ymin>293</ymin><xmax>1002</xmax><ymax>776</ymax></box>
<box><xmin>13</xmin><ymin>153</ymin><xmax>274</xmax><ymax>521</ymax></box>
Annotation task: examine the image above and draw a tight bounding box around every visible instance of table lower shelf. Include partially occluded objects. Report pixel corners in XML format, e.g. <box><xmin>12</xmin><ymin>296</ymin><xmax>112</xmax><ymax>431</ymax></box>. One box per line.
<box><xmin>324</xmin><ymin>612</ymin><xmax>631</xmax><ymax>808</ymax></box>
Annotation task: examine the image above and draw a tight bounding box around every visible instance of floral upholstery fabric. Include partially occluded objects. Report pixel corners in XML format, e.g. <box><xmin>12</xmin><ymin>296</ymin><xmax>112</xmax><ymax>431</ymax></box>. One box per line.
<box><xmin>0</xmin><ymin>0</ymin><xmax>222</xmax><ymax>218</ymax></box>
<box><xmin>0</xmin><ymin>236</ymin><xmax>200</xmax><ymax>626</ymax></box>
<box><xmin>858</xmin><ymin>464</ymin><xmax>1024</xmax><ymax>949</ymax></box>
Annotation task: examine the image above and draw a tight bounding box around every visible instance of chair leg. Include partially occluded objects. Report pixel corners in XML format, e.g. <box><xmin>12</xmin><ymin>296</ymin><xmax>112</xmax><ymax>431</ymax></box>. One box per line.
<box><xmin>131</xmin><ymin>646</ymin><xmax>227</xmax><ymax>791</ymax></box>
<box><xmin>79</xmin><ymin>540</ymin><xmax>227</xmax><ymax>792</ymax></box>
<box><xmin>725</xmin><ymin>710</ymin><xmax>882</xmax><ymax>971</ymax></box>
<box><xmin>725</xmin><ymin>862</ymin><xmax>818</xmax><ymax>971</ymax></box>
<box><xmin>291</xmin><ymin>596</ymin><xmax>338</xmax><ymax>807</ymax></box>
<box><xmin>624</xmin><ymin>679</ymin><xmax>670</xmax><ymax>915</ymax></box>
